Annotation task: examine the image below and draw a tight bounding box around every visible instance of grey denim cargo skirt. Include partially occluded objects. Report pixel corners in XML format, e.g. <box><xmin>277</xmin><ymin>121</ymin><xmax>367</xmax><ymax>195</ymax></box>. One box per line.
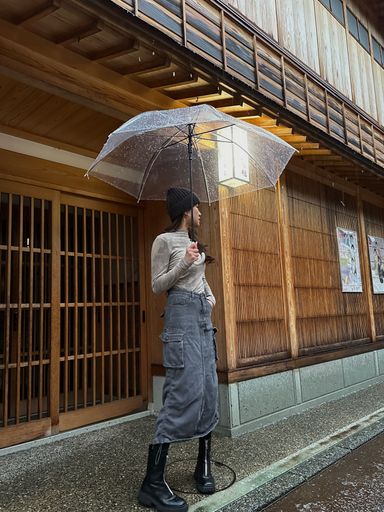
<box><xmin>153</xmin><ymin>289</ymin><xmax>219</xmax><ymax>444</ymax></box>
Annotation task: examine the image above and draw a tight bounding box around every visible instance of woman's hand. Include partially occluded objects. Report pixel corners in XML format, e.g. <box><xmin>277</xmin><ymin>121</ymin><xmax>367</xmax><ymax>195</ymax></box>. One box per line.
<box><xmin>184</xmin><ymin>242</ymin><xmax>200</xmax><ymax>264</ymax></box>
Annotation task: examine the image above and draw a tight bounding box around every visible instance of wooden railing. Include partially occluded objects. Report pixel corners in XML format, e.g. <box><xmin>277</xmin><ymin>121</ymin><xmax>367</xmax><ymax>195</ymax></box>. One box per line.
<box><xmin>111</xmin><ymin>0</ymin><xmax>384</xmax><ymax>170</ymax></box>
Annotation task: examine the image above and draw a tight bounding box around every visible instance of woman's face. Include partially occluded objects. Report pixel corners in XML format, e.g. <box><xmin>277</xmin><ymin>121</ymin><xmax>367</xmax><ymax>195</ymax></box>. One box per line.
<box><xmin>185</xmin><ymin>205</ymin><xmax>201</xmax><ymax>227</ymax></box>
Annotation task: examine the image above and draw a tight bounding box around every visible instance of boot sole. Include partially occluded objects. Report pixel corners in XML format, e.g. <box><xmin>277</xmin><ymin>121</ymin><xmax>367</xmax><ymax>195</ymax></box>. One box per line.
<box><xmin>138</xmin><ymin>490</ymin><xmax>189</xmax><ymax>512</ymax></box>
<box><xmin>196</xmin><ymin>483</ymin><xmax>216</xmax><ymax>495</ymax></box>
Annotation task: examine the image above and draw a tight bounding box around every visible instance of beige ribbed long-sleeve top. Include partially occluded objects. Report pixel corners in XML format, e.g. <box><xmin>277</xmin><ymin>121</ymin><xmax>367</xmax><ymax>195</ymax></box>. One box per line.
<box><xmin>151</xmin><ymin>230</ymin><xmax>216</xmax><ymax>306</ymax></box>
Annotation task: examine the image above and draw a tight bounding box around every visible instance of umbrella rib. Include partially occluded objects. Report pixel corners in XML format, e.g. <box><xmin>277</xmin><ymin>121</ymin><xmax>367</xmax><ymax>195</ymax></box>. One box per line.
<box><xmin>192</xmin><ymin>138</ymin><xmax>212</xmax><ymax>206</ymax></box>
<box><xmin>137</xmin><ymin>128</ymin><xmax>186</xmax><ymax>202</ymax></box>
<box><xmin>162</xmin><ymin>124</ymin><xmax>236</xmax><ymax>150</ymax></box>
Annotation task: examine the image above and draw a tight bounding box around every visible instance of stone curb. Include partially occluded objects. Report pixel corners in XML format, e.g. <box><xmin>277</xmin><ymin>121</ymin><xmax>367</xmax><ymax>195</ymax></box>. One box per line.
<box><xmin>189</xmin><ymin>410</ymin><xmax>384</xmax><ymax>512</ymax></box>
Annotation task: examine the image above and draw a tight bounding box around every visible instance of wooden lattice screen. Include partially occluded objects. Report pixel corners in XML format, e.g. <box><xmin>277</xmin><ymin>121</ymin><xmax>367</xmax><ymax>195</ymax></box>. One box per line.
<box><xmin>59</xmin><ymin>198</ymin><xmax>142</xmax><ymax>416</ymax></box>
<box><xmin>287</xmin><ymin>171</ymin><xmax>370</xmax><ymax>353</ymax></box>
<box><xmin>1</xmin><ymin>184</ymin><xmax>145</xmax><ymax>444</ymax></box>
<box><xmin>363</xmin><ymin>202</ymin><xmax>384</xmax><ymax>338</ymax></box>
<box><xmin>0</xmin><ymin>190</ymin><xmax>51</xmax><ymax>428</ymax></box>
<box><xmin>229</xmin><ymin>189</ymin><xmax>288</xmax><ymax>365</ymax></box>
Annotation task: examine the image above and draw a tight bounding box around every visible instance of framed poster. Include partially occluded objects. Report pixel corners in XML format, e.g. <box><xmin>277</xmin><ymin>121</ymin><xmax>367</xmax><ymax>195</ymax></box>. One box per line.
<box><xmin>367</xmin><ymin>235</ymin><xmax>384</xmax><ymax>294</ymax></box>
<box><xmin>336</xmin><ymin>228</ymin><xmax>362</xmax><ymax>292</ymax></box>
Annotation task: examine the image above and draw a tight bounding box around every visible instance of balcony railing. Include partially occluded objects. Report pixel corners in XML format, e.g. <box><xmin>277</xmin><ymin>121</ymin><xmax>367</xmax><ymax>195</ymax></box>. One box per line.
<box><xmin>111</xmin><ymin>0</ymin><xmax>384</xmax><ymax>170</ymax></box>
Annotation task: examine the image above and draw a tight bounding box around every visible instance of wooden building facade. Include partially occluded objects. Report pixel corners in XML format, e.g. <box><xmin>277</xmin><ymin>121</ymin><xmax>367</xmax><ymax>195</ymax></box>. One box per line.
<box><xmin>0</xmin><ymin>0</ymin><xmax>383</xmax><ymax>447</ymax></box>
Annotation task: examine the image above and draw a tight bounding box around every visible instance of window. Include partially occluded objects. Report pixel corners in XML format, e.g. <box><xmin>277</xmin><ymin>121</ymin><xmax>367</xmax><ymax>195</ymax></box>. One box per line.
<box><xmin>347</xmin><ymin>9</ymin><xmax>359</xmax><ymax>40</ymax></box>
<box><xmin>372</xmin><ymin>37</ymin><xmax>384</xmax><ymax>66</ymax></box>
<box><xmin>330</xmin><ymin>0</ymin><xmax>344</xmax><ymax>24</ymax></box>
<box><xmin>319</xmin><ymin>0</ymin><xmax>331</xmax><ymax>9</ymax></box>
<box><xmin>347</xmin><ymin>8</ymin><xmax>370</xmax><ymax>53</ymax></box>
<box><xmin>358</xmin><ymin>21</ymin><xmax>370</xmax><ymax>52</ymax></box>
<box><xmin>319</xmin><ymin>0</ymin><xmax>345</xmax><ymax>25</ymax></box>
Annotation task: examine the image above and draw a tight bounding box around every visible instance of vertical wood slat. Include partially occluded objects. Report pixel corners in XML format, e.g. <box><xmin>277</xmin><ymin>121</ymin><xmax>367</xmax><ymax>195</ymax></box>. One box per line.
<box><xmin>371</xmin><ymin>124</ymin><xmax>378</xmax><ymax>163</ymax></box>
<box><xmin>116</xmin><ymin>214</ymin><xmax>121</xmax><ymax>400</ymax></box>
<box><xmin>130</xmin><ymin>217</ymin><xmax>136</xmax><ymax>396</ymax></box>
<box><xmin>38</xmin><ymin>200</ymin><xmax>44</xmax><ymax>418</ymax></box>
<box><xmin>108</xmin><ymin>213</ymin><xmax>113</xmax><ymax>401</ymax></box>
<box><xmin>74</xmin><ymin>207</ymin><xmax>78</xmax><ymax>409</ymax></box>
<box><xmin>304</xmin><ymin>73</ymin><xmax>311</xmax><ymax>123</ymax></box>
<box><xmin>357</xmin><ymin>114</ymin><xmax>364</xmax><ymax>155</ymax></box>
<box><xmin>50</xmin><ymin>192</ymin><xmax>60</xmax><ymax>433</ymax></box>
<box><xmin>357</xmin><ymin>197</ymin><xmax>376</xmax><ymax>342</ymax></box>
<box><xmin>324</xmin><ymin>88</ymin><xmax>330</xmax><ymax>135</ymax></box>
<box><xmin>137</xmin><ymin>209</ymin><xmax>148</xmax><ymax>401</ymax></box>
<box><xmin>181</xmin><ymin>0</ymin><xmax>187</xmax><ymax>47</ymax></box>
<box><xmin>27</xmin><ymin>199</ymin><xmax>34</xmax><ymax>422</ymax></box>
<box><xmin>83</xmin><ymin>208</ymin><xmax>88</xmax><ymax>408</ymax></box>
<box><xmin>91</xmin><ymin>210</ymin><xmax>97</xmax><ymax>406</ymax></box>
<box><xmin>123</xmin><ymin>216</ymin><xmax>129</xmax><ymax>398</ymax></box>
<box><xmin>342</xmin><ymin>102</ymin><xmax>348</xmax><ymax>145</ymax></box>
<box><xmin>281</xmin><ymin>55</ymin><xmax>287</xmax><ymax>109</ymax></box>
<box><xmin>3</xmin><ymin>194</ymin><xmax>12</xmax><ymax>426</ymax></box>
<box><xmin>253</xmin><ymin>34</ymin><xmax>260</xmax><ymax>90</ymax></box>
<box><xmin>64</xmin><ymin>205</ymin><xmax>69</xmax><ymax>412</ymax></box>
<box><xmin>221</xmin><ymin>9</ymin><xmax>227</xmax><ymax>71</ymax></box>
<box><xmin>100</xmin><ymin>212</ymin><xmax>105</xmax><ymax>404</ymax></box>
<box><xmin>277</xmin><ymin>177</ymin><xmax>298</xmax><ymax>358</ymax></box>
<box><xmin>15</xmin><ymin>196</ymin><xmax>23</xmax><ymax>424</ymax></box>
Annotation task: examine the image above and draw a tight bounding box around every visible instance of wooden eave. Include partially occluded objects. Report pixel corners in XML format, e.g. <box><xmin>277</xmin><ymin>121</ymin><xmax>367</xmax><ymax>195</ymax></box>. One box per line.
<box><xmin>0</xmin><ymin>0</ymin><xmax>383</xmax><ymax>199</ymax></box>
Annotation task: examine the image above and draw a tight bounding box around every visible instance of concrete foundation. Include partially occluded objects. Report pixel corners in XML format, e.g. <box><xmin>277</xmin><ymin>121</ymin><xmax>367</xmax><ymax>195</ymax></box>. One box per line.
<box><xmin>152</xmin><ymin>348</ymin><xmax>384</xmax><ymax>437</ymax></box>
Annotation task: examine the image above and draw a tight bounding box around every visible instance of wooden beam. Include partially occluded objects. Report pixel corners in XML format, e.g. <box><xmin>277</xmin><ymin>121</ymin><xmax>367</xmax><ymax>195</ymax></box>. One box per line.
<box><xmin>277</xmin><ymin>175</ymin><xmax>299</xmax><ymax>358</ymax></box>
<box><xmin>17</xmin><ymin>0</ymin><xmax>61</xmax><ymax>26</ymax></box>
<box><xmin>232</xmin><ymin>108</ymin><xmax>263</xmax><ymax>119</ymax></box>
<box><xmin>168</xmin><ymin>84</ymin><xmax>221</xmax><ymax>101</ymax></box>
<box><xmin>300</xmin><ymin>149</ymin><xmax>333</xmax><ymax>156</ymax></box>
<box><xmin>123</xmin><ymin>57</ymin><xmax>171</xmax><ymax>76</ymax></box>
<box><xmin>147</xmin><ymin>71</ymin><xmax>198</xmax><ymax>89</ymax></box>
<box><xmin>294</xmin><ymin>142</ymin><xmax>320</xmax><ymax>150</ymax></box>
<box><xmin>281</xmin><ymin>135</ymin><xmax>307</xmax><ymax>143</ymax></box>
<box><xmin>90</xmin><ymin>40</ymin><xmax>139</xmax><ymax>62</ymax></box>
<box><xmin>207</xmin><ymin>97</ymin><xmax>244</xmax><ymax>109</ymax></box>
<box><xmin>0</xmin><ymin>18</ymin><xmax>185</xmax><ymax>120</ymax></box>
<box><xmin>55</xmin><ymin>21</ymin><xmax>103</xmax><ymax>46</ymax></box>
<box><xmin>357</xmin><ymin>196</ymin><xmax>376</xmax><ymax>342</ymax></box>
<box><xmin>218</xmin><ymin>195</ymin><xmax>238</xmax><ymax>370</ymax></box>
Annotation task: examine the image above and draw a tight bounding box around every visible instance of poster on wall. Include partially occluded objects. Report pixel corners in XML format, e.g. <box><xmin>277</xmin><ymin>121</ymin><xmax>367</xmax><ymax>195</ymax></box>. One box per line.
<box><xmin>336</xmin><ymin>227</ymin><xmax>362</xmax><ymax>293</ymax></box>
<box><xmin>367</xmin><ymin>235</ymin><xmax>384</xmax><ymax>294</ymax></box>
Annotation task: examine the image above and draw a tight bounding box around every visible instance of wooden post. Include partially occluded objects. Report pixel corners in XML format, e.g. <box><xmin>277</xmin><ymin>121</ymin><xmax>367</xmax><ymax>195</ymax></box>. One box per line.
<box><xmin>218</xmin><ymin>197</ymin><xmax>238</xmax><ymax>370</ymax></box>
<box><xmin>357</xmin><ymin>196</ymin><xmax>376</xmax><ymax>342</ymax></box>
<box><xmin>277</xmin><ymin>175</ymin><xmax>299</xmax><ymax>358</ymax></box>
<box><xmin>50</xmin><ymin>191</ymin><xmax>61</xmax><ymax>434</ymax></box>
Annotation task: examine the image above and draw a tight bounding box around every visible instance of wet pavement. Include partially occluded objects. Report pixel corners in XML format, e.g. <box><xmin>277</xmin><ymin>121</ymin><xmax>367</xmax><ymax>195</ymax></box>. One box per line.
<box><xmin>265</xmin><ymin>432</ymin><xmax>384</xmax><ymax>512</ymax></box>
<box><xmin>1</xmin><ymin>382</ymin><xmax>384</xmax><ymax>511</ymax></box>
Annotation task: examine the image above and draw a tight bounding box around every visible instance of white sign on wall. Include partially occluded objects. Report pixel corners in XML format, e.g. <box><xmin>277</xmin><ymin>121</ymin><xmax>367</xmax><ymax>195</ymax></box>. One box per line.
<box><xmin>336</xmin><ymin>227</ymin><xmax>362</xmax><ymax>293</ymax></box>
<box><xmin>367</xmin><ymin>235</ymin><xmax>384</xmax><ymax>294</ymax></box>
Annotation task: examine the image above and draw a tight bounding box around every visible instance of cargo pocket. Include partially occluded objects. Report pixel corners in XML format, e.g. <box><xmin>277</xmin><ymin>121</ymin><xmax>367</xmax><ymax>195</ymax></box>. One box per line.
<box><xmin>160</xmin><ymin>329</ymin><xmax>185</xmax><ymax>369</ymax></box>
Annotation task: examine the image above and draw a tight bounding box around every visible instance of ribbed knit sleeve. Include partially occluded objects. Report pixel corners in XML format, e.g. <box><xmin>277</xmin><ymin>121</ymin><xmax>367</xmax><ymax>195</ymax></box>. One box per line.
<box><xmin>151</xmin><ymin>236</ymin><xmax>192</xmax><ymax>294</ymax></box>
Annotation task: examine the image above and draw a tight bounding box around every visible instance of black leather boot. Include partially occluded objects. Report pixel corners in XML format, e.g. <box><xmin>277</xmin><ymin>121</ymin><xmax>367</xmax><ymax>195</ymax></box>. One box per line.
<box><xmin>138</xmin><ymin>443</ymin><xmax>188</xmax><ymax>512</ymax></box>
<box><xmin>194</xmin><ymin>433</ymin><xmax>216</xmax><ymax>494</ymax></box>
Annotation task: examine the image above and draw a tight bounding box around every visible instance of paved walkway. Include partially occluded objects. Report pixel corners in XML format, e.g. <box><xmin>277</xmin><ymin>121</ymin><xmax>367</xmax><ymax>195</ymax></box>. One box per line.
<box><xmin>1</xmin><ymin>382</ymin><xmax>384</xmax><ymax>511</ymax></box>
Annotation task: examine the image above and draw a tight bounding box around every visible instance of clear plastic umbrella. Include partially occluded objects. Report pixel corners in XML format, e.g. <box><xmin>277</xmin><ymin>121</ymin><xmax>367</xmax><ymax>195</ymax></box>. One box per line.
<box><xmin>86</xmin><ymin>104</ymin><xmax>296</xmax><ymax>237</ymax></box>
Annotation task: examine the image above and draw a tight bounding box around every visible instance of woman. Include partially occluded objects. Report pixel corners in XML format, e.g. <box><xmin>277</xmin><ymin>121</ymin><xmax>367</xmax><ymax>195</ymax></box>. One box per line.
<box><xmin>138</xmin><ymin>187</ymin><xmax>219</xmax><ymax>512</ymax></box>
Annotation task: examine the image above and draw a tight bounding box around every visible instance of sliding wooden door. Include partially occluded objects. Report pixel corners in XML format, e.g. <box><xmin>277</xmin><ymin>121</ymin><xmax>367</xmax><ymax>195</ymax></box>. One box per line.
<box><xmin>0</xmin><ymin>182</ymin><xmax>58</xmax><ymax>447</ymax></box>
<box><xmin>0</xmin><ymin>181</ymin><xmax>146</xmax><ymax>447</ymax></box>
<box><xmin>58</xmin><ymin>195</ymin><xmax>146</xmax><ymax>431</ymax></box>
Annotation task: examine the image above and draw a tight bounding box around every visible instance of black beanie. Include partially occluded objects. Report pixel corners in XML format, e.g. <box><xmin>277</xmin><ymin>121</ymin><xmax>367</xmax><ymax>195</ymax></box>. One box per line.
<box><xmin>166</xmin><ymin>187</ymin><xmax>200</xmax><ymax>222</ymax></box>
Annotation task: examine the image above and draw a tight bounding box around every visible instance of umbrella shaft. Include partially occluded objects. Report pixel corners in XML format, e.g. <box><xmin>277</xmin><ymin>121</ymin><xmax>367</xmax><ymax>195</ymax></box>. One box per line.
<box><xmin>188</xmin><ymin>124</ymin><xmax>195</xmax><ymax>242</ymax></box>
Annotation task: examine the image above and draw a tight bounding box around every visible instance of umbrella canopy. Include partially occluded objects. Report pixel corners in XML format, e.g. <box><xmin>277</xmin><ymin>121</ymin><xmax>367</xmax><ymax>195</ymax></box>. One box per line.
<box><xmin>86</xmin><ymin>105</ymin><xmax>296</xmax><ymax>203</ymax></box>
